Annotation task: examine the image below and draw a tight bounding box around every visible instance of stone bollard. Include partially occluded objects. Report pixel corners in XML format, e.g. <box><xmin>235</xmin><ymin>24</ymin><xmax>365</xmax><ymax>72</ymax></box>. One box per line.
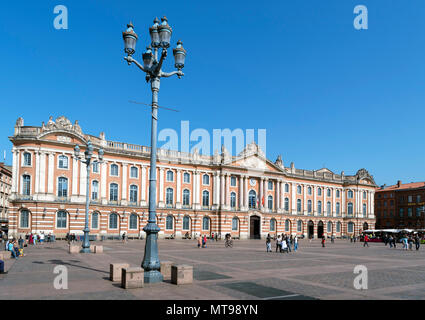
<box><xmin>110</xmin><ymin>263</ymin><xmax>129</xmax><ymax>282</ymax></box>
<box><xmin>90</xmin><ymin>245</ymin><xmax>95</xmax><ymax>253</ymax></box>
<box><xmin>69</xmin><ymin>245</ymin><xmax>80</xmax><ymax>254</ymax></box>
<box><xmin>121</xmin><ymin>267</ymin><xmax>144</xmax><ymax>289</ymax></box>
<box><xmin>94</xmin><ymin>245</ymin><xmax>103</xmax><ymax>254</ymax></box>
<box><xmin>160</xmin><ymin>261</ymin><xmax>173</xmax><ymax>280</ymax></box>
<box><xmin>171</xmin><ymin>265</ymin><xmax>193</xmax><ymax>285</ymax></box>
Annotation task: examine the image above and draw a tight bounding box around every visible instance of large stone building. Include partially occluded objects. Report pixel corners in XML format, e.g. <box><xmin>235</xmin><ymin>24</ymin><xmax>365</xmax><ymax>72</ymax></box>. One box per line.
<box><xmin>375</xmin><ymin>181</ymin><xmax>425</xmax><ymax>229</ymax></box>
<box><xmin>8</xmin><ymin>116</ymin><xmax>377</xmax><ymax>239</ymax></box>
<box><xmin>0</xmin><ymin>162</ymin><xmax>12</xmax><ymax>232</ymax></box>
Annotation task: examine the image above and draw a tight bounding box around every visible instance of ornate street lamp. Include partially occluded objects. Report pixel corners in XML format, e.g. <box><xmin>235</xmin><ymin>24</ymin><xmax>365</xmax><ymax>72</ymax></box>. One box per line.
<box><xmin>122</xmin><ymin>17</ymin><xmax>186</xmax><ymax>283</ymax></box>
<box><xmin>74</xmin><ymin>140</ymin><xmax>104</xmax><ymax>253</ymax></box>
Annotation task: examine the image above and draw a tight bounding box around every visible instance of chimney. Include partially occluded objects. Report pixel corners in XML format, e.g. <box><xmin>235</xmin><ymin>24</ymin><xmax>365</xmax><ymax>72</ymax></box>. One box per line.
<box><xmin>397</xmin><ymin>180</ymin><xmax>402</xmax><ymax>188</ymax></box>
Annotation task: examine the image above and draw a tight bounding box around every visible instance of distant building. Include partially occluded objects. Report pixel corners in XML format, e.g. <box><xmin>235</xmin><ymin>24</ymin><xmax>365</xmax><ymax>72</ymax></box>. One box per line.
<box><xmin>8</xmin><ymin>116</ymin><xmax>377</xmax><ymax>239</ymax></box>
<box><xmin>0</xmin><ymin>162</ymin><xmax>12</xmax><ymax>231</ymax></box>
<box><xmin>375</xmin><ymin>180</ymin><xmax>425</xmax><ymax>229</ymax></box>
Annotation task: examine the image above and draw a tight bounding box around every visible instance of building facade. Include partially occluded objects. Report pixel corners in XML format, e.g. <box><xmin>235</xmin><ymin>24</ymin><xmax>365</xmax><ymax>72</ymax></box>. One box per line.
<box><xmin>8</xmin><ymin>116</ymin><xmax>377</xmax><ymax>239</ymax></box>
<box><xmin>375</xmin><ymin>181</ymin><xmax>425</xmax><ymax>229</ymax></box>
<box><xmin>0</xmin><ymin>162</ymin><xmax>12</xmax><ymax>231</ymax></box>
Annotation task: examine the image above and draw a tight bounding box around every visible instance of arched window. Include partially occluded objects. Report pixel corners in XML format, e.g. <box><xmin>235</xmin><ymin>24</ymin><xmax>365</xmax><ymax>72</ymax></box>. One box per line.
<box><xmin>109</xmin><ymin>213</ymin><xmax>118</xmax><ymax>229</ymax></box>
<box><xmin>183</xmin><ymin>172</ymin><xmax>190</xmax><ymax>183</ymax></box>
<box><xmin>336</xmin><ymin>202</ymin><xmax>340</xmax><ymax>216</ymax></box>
<box><xmin>230</xmin><ymin>192</ymin><xmax>236</xmax><ymax>209</ymax></box>
<box><xmin>58</xmin><ymin>155</ymin><xmax>68</xmax><ymax>169</ymax></box>
<box><xmin>318</xmin><ymin>201</ymin><xmax>322</xmax><ymax>215</ymax></box>
<box><xmin>297</xmin><ymin>199</ymin><xmax>302</xmax><ymax>212</ymax></box>
<box><xmin>284</xmin><ymin>198</ymin><xmax>289</xmax><ymax>211</ymax></box>
<box><xmin>347</xmin><ymin>222</ymin><xmax>354</xmax><ymax>233</ymax></box>
<box><xmin>297</xmin><ymin>185</ymin><xmax>302</xmax><ymax>194</ymax></box>
<box><xmin>327</xmin><ymin>221</ymin><xmax>332</xmax><ymax>233</ymax></box>
<box><xmin>166</xmin><ymin>170</ymin><xmax>174</xmax><ymax>182</ymax></box>
<box><xmin>202</xmin><ymin>190</ymin><xmax>209</xmax><ymax>207</ymax></box>
<box><xmin>297</xmin><ymin>220</ymin><xmax>302</xmax><ymax>232</ymax></box>
<box><xmin>267</xmin><ymin>195</ymin><xmax>273</xmax><ymax>210</ymax></box>
<box><xmin>363</xmin><ymin>203</ymin><xmax>367</xmax><ymax>215</ymax></box>
<box><xmin>183</xmin><ymin>189</ymin><xmax>190</xmax><ymax>206</ymax></box>
<box><xmin>268</xmin><ymin>181</ymin><xmax>273</xmax><ymax>190</ymax></box>
<box><xmin>249</xmin><ymin>190</ymin><xmax>257</xmax><ymax>209</ymax></box>
<box><xmin>336</xmin><ymin>221</ymin><xmax>341</xmax><ymax>232</ymax></box>
<box><xmin>363</xmin><ymin>191</ymin><xmax>367</xmax><ymax>200</ymax></box>
<box><xmin>327</xmin><ymin>188</ymin><xmax>331</xmax><ymax>197</ymax></box>
<box><xmin>270</xmin><ymin>219</ymin><xmax>276</xmax><ymax>232</ymax></box>
<box><xmin>307</xmin><ymin>200</ymin><xmax>312</xmax><ymax>213</ymax></box>
<box><xmin>308</xmin><ymin>186</ymin><xmax>312</xmax><ymax>195</ymax></box>
<box><xmin>348</xmin><ymin>190</ymin><xmax>354</xmax><ymax>199</ymax></box>
<box><xmin>285</xmin><ymin>183</ymin><xmax>289</xmax><ymax>192</ymax></box>
<box><xmin>58</xmin><ymin>177</ymin><xmax>68</xmax><ymax>197</ymax></box>
<box><xmin>110</xmin><ymin>164</ymin><xmax>119</xmax><ymax>176</ymax></box>
<box><xmin>20</xmin><ymin>210</ymin><xmax>30</xmax><ymax>228</ymax></box>
<box><xmin>56</xmin><ymin>211</ymin><xmax>67</xmax><ymax>229</ymax></box>
<box><xmin>129</xmin><ymin>213</ymin><xmax>138</xmax><ymax>230</ymax></box>
<box><xmin>22</xmin><ymin>175</ymin><xmax>31</xmax><ymax>195</ymax></box>
<box><xmin>91</xmin><ymin>212</ymin><xmax>99</xmax><ymax>229</ymax></box>
<box><xmin>130</xmin><ymin>185</ymin><xmax>138</xmax><ymax>203</ymax></box>
<box><xmin>91</xmin><ymin>180</ymin><xmax>99</xmax><ymax>200</ymax></box>
<box><xmin>166</xmin><ymin>188</ymin><xmax>174</xmax><ymax>206</ymax></box>
<box><xmin>336</xmin><ymin>190</ymin><xmax>340</xmax><ymax>198</ymax></box>
<box><xmin>202</xmin><ymin>216</ymin><xmax>210</xmax><ymax>230</ymax></box>
<box><xmin>317</xmin><ymin>187</ymin><xmax>322</xmax><ymax>196</ymax></box>
<box><xmin>183</xmin><ymin>216</ymin><xmax>190</xmax><ymax>230</ymax></box>
<box><xmin>202</xmin><ymin>174</ymin><xmax>210</xmax><ymax>185</ymax></box>
<box><xmin>110</xmin><ymin>183</ymin><xmax>118</xmax><ymax>201</ymax></box>
<box><xmin>130</xmin><ymin>166</ymin><xmax>138</xmax><ymax>178</ymax></box>
<box><xmin>166</xmin><ymin>215</ymin><xmax>174</xmax><ymax>230</ymax></box>
<box><xmin>327</xmin><ymin>201</ymin><xmax>331</xmax><ymax>215</ymax></box>
<box><xmin>347</xmin><ymin>202</ymin><xmax>353</xmax><ymax>215</ymax></box>
<box><xmin>232</xmin><ymin>217</ymin><xmax>238</xmax><ymax>230</ymax></box>
<box><xmin>285</xmin><ymin>219</ymin><xmax>290</xmax><ymax>232</ymax></box>
<box><xmin>23</xmin><ymin>152</ymin><xmax>32</xmax><ymax>166</ymax></box>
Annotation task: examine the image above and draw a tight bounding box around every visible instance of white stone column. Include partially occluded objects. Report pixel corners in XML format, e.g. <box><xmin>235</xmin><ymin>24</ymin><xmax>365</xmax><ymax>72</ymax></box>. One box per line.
<box><xmin>332</xmin><ymin>188</ymin><xmax>336</xmax><ymax>217</ymax></box>
<box><xmin>192</xmin><ymin>171</ymin><xmax>197</xmax><ymax>206</ymax></box>
<box><xmin>176</xmin><ymin>169</ymin><xmax>182</xmax><ymax>209</ymax></box>
<box><xmin>141</xmin><ymin>166</ymin><xmax>147</xmax><ymax>206</ymax></box>
<box><xmin>47</xmin><ymin>153</ymin><xmax>54</xmax><ymax>195</ymax></box>
<box><xmin>220</xmin><ymin>173</ymin><xmax>225</xmax><ymax>208</ymax></box>
<box><xmin>303</xmin><ymin>184</ymin><xmax>306</xmax><ymax>215</ymax></box>
<box><xmin>280</xmin><ymin>180</ymin><xmax>284</xmax><ymax>211</ymax></box>
<box><xmin>313</xmin><ymin>185</ymin><xmax>316</xmax><ymax>216</ymax></box>
<box><xmin>101</xmin><ymin>161</ymin><xmax>107</xmax><ymax>204</ymax></box>
<box><xmin>195</xmin><ymin>171</ymin><xmax>201</xmax><ymax>209</ymax></box>
<box><xmin>260</xmin><ymin>177</ymin><xmax>264</xmax><ymax>211</ymax></box>
<box><xmin>11</xmin><ymin>150</ymin><xmax>18</xmax><ymax>194</ymax></box>
<box><xmin>239</xmin><ymin>175</ymin><xmax>244</xmax><ymax>210</ymax></box>
<box><xmin>244</xmin><ymin>175</ymin><xmax>248</xmax><ymax>209</ymax></box>
<box><xmin>72</xmin><ymin>156</ymin><xmax>79</xmax><ymax>197</ymax></box>
<box><xmin>158</xmin><ymin>167</ymin><xmax>164</xmax><ymax>208</ymax></box>
<box><xmin>276</xmin><ymin>180</ymin><xmax>280</xmax><ymax>212</ymax></box>
<box><xmin>225</xmin><ymin>173</ymin><xmax>230</xmax><ymax>209</ymax></box>
<box><xmin>323</xmin><ymin>186</ymin><xmax>327</xmax><ymax>217</ymax></box>
<box><xmin>342</xmin><ymin>189</ymin><xmax>346</xmax><ymax>217</ymax></box>
<box><xmin>213</xmin><ymin>171</ymin><xmax>219</xmax><ymax>209</ymax></box>
<box><xmin>39</xmin><ymin>152</ymin><xmax>46</xmax><ymax>194</ymax></box>
<box><xmin>34</xmin><ymin>151</ymin><xmax>40</xmax><ymax>195</ymax></box>
<box><xmin>291</xmin><ymin>183</ymin><xmax>296</xmax><ymax>214</ymax></box>
<box><xmin>121</xmin><ymin>164</ymin><xmax>128</xmax><ymax>205</ymax></box>
<box><xmin>79</xmin><ymin>159</ymin><xmax>87</xmax><ymax>197</ymax></box>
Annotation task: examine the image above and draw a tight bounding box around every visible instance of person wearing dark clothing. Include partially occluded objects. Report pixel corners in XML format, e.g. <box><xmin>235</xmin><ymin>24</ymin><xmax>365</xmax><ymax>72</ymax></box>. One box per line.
<box><xmin>415</xmin><ymin>235</ymin><xmax>420</xmax><ymax>250</ymax></box>
<box><xmin>321</xmin><ymin>236</ymin><xmax>325</xmax><ymax>247</ymax></box>
<box><xmin>0</xmin><ymin>259</ymin><xmax>6</xmax><ymax>274</ymax></box>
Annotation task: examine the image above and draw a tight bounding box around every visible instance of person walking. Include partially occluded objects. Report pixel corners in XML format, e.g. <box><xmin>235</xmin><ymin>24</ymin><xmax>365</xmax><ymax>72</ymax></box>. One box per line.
<box><xmin>415</xmin><ymin>234</ymin><xmax>420</xmax><ymax>251</ymax></box>
<box><xmin>363</xmin><ymin>234</ymin><xmax>369</xmax><ymax>247</ymax></box>
<box><xmin>276</xmin><ymin>235</ymin><xmax>281</xmax><ymax>253</ymax></box>
<box><xmin>331</xmin><ymin>234</ymin><xmax>335</xmax><ymax>244</ymax></box>
<box><xmin>321</xmin><ymin>236</ymin><xmax>326</xmax><ymax>247</ymax></box>
<box><xmin>402</xmin><ymin>236</ymin><xmax>408</xmax><ymax>250</ymax></box>
<box><xmin>408</xmin><ymin>235</ymin><xmax>413</xmax><ymax>251</ymax></box>
<box><xmin>286</xmin><ymin>236</ymin><xmax>292</xmax><ymax>252</ymax></box>
<box><xmin>293</xmin><ymin>235</ymin><xmax>298</xmax><ymax>252</ymax></box>
<box><xmin>266</xmin><ymin>236</ymin><xmax>272</xmax><ymax>252</ymax></box>
<box><xmin>197</xmin><ymin>235</ymin><xmax>202</xmax><ymax>248</ymax></box>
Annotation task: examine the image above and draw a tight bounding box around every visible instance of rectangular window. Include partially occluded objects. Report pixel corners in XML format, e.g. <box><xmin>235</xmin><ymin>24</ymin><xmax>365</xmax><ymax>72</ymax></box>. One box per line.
<box><xmin>408</xmin><ymin>196</ymin><xmax>413</xmax><ymax>203</ymax></box>
<box><xmin>92</xmin><ymin>161</ymin><xmax>99</xmax><ymax>173</ymax></box>
<box><xmin>130</xmin><ymin>167</ymin><xmax>138</xmax><ymax>178</ymax></box>
<box><xmin>268</xmin><ymin>181</ymin><xmax>273</xmax><ymax>190</ymax></box>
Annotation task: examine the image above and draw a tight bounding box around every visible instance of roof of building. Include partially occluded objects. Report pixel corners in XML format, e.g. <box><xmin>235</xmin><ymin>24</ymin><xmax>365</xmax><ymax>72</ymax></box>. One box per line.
<box><xmin>378</xmin><ymin>181</ymin><xmax>425</xmax><ymax>191</ymax></box>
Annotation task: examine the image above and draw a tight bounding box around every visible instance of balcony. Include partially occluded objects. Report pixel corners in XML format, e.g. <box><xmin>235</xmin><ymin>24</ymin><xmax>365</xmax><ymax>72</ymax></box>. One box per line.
<box><xmin>15</xmin><ymin>195</ymin><xmax>33</xmax><ymax>201</ymax></box>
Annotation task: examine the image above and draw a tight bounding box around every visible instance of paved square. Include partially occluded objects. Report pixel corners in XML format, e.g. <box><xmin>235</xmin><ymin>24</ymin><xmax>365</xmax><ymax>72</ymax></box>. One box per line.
<box><xmin>1</xmin><ymin>239</ymin><xmax>424</xmax><ymax>300</ymax></box>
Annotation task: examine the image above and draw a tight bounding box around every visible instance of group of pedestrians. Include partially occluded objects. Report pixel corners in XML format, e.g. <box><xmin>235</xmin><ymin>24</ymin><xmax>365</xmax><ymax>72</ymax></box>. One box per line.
<box><xmin>383</xmin><ymin>234</ymin><xmax>421</xmax><ymax>250</ymax></box>
<box><xmin>197</xmin><ymin>234</ymin><xmax>209</xmax><ymax>248</ymax></box>
<box><xmin>266</xmin><ymin>233</ymin><xmax>298</xmax><ymax>253</ymax></box>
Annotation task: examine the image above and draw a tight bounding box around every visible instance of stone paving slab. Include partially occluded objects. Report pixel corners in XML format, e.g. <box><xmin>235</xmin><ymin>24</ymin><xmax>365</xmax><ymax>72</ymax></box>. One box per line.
<box><xmin>1</xmin><ymin>239</ymin><xmax>425</xmax><ymax>300</ymax></box>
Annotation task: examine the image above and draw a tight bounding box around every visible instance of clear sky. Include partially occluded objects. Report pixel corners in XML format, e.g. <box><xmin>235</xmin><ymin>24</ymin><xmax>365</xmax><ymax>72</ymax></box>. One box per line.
<box><xmin>0</xmin><ymin>0</ymin><xmax>424</xmax><ymax>187</ymax></box>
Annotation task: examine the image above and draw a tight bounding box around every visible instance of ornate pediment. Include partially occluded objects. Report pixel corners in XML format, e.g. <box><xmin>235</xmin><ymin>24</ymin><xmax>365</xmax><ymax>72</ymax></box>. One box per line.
<box><xmin>316</xmin><ymin>168</ymin><xmax>334</xmax><ymax>174</ymax></box>
<box><xmin>356</xmin><ymin>168</ymin><xmax>376</xmax><ymax>185</ymax></box>
<box><xmin>42</xmin><ymin>116</ymin><xmax>82</xmax><ymax>135</ymax></box>
<box><xmin>237</xmin><ymin>141</ymin><xmax>265</xmax><ymax>159</ymax></box>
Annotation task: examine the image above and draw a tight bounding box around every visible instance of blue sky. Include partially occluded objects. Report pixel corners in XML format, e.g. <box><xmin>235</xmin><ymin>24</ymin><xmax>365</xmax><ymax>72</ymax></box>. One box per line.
<box><xmin>0</xmin><ymin>0</ymin><xmax>424</xmax><ymax>186</ymax></box>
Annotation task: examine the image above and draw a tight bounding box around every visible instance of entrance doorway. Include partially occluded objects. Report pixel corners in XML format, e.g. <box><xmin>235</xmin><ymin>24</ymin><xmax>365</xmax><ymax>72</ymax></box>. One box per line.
<box><xmin>250</xmin><ymin>215</ymin><xmax>261</xmax><ymax>239</ymax></box>
<box><xmin>307</xmin><ymin>220</ymin><xmax>314</xmax><ymax>239</ymax></box>
<box><xmin>317</xmin><ymin>221</ymin><xmax>324</xmax><ymax>238</ymax></box>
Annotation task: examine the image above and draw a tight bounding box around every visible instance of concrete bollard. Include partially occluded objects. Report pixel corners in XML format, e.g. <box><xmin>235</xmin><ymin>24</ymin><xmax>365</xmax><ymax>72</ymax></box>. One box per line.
<box><xmin>110</xmin><ymin>263</ymin><xmax>130</xmax><ymax>282</ymax></box>
<box><xmin>171</xmin><ymin>264</ymin><xmax>193</xmax><ymax>285</ymax></box>
<box><xmin>160</xmin><ymin>261</ymin><xmax>173</xmax><ymax>280</ymax></box>
<box><xmin>121</xmin><ymin>267</ymin><xmax>144</xmax><ymax>289</ymax></box>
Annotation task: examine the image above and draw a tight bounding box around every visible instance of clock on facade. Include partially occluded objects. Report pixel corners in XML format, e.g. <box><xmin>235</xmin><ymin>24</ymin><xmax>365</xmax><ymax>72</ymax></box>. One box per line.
<box><xmin>250</xmin><ymin>178</ymin><xmax>256</xmax><ymax>186</ymax></box>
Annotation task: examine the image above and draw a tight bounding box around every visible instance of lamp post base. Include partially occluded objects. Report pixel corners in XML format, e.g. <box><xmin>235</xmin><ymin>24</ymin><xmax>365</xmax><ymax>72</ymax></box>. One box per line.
<box><xmin>80</xmin><ymin>247</ymin><xmax>91</xmax><ymax>254</ymax></box>
<box><xmin>144</xmin><ymin>270</ymin><xmax>164</xmax><ymax>283</ymax></box>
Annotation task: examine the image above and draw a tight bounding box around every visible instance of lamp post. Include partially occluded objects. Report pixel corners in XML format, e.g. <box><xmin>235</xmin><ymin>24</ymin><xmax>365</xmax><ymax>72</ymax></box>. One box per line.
<box><xmin>122</xmin><ymin>17</ymin><xmax>186</xmax><ymax>283</ymax></box>
<box><xmin>74</xmin><ymin>140</ymin><xmax>104</xmax><ymax>253</ymax></box>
